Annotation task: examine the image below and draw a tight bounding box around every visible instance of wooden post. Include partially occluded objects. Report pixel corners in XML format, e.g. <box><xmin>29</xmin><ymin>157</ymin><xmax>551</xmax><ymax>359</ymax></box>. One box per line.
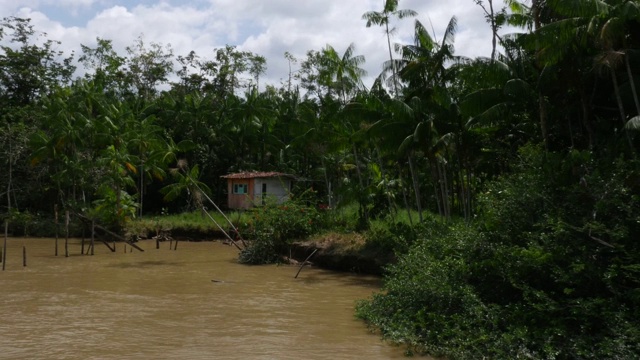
<box><xmin>173</xmin><ymin>238</ymin><xmax>178</xmax><ymax>250</ymax></box>
<box><xmin>3</xmin><ymin>220</ymin><xmax>8</xmax><ymax>269</ymax></box>
<box><xmin>3</xmin><ymin>219</ymin><xmax>8</xmax><ymax>270</ymax></box>
<box><xmin>81</xmin><ymin>228</ymin><xmax>85</xmax><ymax>255</ymax></box>
<box><xmin>65</xmin><ymin>210</ymin><xmax>69</xmax><ymax>258</ymax></box>
<box><xmin>90</xmin><ymin>220</ymin><xmax>95</xmax><ymax>256</ymax></box>
<box><xmin>54</xmin><ymin>205</ymin><xmax>59</xmax><ymax>256</ymax></box>
<box><xmin>22</xmin><ymin>244</ymin><xmax>26</xmax><ymax>267</ymax></box>
<box><xmin>156</xmin><ymin>236</ymin><xmax>159</xmax><ymax>249</ymax></box>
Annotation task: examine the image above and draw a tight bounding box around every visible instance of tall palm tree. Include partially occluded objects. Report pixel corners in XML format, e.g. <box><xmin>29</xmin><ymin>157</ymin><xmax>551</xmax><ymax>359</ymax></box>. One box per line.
<box><xmin>362</xmin><ymin>0</ymin><xmax>417</xmax><ymax>96</ymax></box>
<box><xmin>393</xmin><ymin>16</ymin><xmax>462</xmax><ymax>220</ymax></box>
<box><xmin>127</xmin><ymin>110</ymin><xmax>165</xmax><ymax>217</ymax></box>
<box><xmin>535</xmin><ymin>0</ymin><xmax>640</xmax><ymax>147</ymax></box>
<box><xmin>396</xmin><ymin>17</ymin><xmax>460</xmax><ymax>95</ymax></box>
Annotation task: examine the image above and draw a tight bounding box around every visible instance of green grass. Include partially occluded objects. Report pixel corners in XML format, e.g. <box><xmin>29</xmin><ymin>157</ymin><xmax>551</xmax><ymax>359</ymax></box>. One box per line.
<box><xmin>125</xmin><ymin>210</ymin><xmax>252</xmax><ymax>238</ymax></box>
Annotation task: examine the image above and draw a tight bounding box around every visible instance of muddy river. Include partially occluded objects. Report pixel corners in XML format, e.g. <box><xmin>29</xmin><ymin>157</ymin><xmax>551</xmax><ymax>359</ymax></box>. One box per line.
<box><xmin>0</xmin><ymin>237</ymin><xmax>409</xmax><ymax>359</ymax></box>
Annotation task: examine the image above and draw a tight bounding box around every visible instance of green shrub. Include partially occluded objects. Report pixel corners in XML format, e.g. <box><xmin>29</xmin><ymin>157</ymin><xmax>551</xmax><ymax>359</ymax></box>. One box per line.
<box><xmin>364</xmin><ymin>220</ymin><xmax>416</xmax><ymax>255</ymax></box>
<box><xmin>356</xmin><ymin>223</ymin><xmax>493</xmax><ymax>359</ymax></box>
<box><xmin>238</xmin><ymin>197</ymin><xmax>324</xmax><ymax>264</ymax></box>
<box><xmin>357</xmin><ymin>147</ymin><xmax>640</xmax><ymax>359</ymax></box>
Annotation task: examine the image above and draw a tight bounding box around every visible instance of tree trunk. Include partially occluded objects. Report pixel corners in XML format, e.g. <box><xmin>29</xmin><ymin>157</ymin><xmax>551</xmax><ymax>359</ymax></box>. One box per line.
<box><xmin>352</xmin><ymin>145</ymin><xmax>368</xmax><ymax>223</ymax></box>
<box><xmin>532</xmin><ymin>0</ymin><xmax>550</xmax><ymax>150</ymax></box>
<box><xmin>376</xmin><ymin>147</ymin><xmax>396</xmax><ymax>218</ymax></box>
<box><xmin>625</xmin><ymin>53</ymin><xmax>640</xmax><ymax>116</ymax></box>
<box><xmin>579</xmin><ymin>85</ymin><xmax>594</xmax><ymax>148</ymax></box>
<box><xmin>613</xmin><ymin>69</ymin><xmax>628</xmax><ymax>124</ymax></box>
<box><xmin>408</xmin><ymin>154</ymin><xmax>423</xmax><ymax>222</ymax></box>
<box><xmin>466</xmin><ymin>164</ymin><xmax>473</xmax><ymax>223</ymax></box>
<box><xmin>398</xmin><ymin>164</ymin><xmax>413</xmax><ymax>226</ymax></box>
<box><xmin>385</xmin><ymin>22</ymin><xmax>400</xmax><ymax>97</ymax></box>
<box><xmin>612</xmin><ymin>68</ymin><xmax>634</xmax><ymax>149</ymax></box>
<box><xmin>321</xmin><ymin>157</ymin><xmax>333</xmax><ymax>208</ymax></box>
<box><xmin>489</xmin><ymin>0</ymin><xmax>497</xmax><ymax>62</ymax></box>
<box><xmin>539</xmin><ymin>93</ymin><xmax>549</xmax><ymax>150</ymax></box>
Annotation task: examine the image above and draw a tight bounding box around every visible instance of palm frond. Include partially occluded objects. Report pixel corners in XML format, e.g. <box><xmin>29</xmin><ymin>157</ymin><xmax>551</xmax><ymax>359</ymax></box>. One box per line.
<box><xmin>548</xmin><ymin>0</ymin><xmax>610</xmax><ymax>18</ymax></box>
<box><xmin>625</xmin><ymin>115</ymin><xmax>640</xmax><ymax>130</ymax></box>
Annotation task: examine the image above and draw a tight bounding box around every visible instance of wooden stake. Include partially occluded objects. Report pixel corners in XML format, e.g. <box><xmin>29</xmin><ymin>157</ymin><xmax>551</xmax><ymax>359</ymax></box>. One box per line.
<box><xmin>54</xmin><ymin>204</ymin><xmax>59</xmax><ymax>256</ymax></box>
<box><xmin>71</xmin><ymin>211</ymin><xmax>144</xmax><ymax>252</ymax></box>
<box><xmin>65</xmin><ymin>210</ymin><xmax>69</xmax><ymax>258</ymax></box>
<box><xmin>90</xmin><ymin>220</ymin><xmax>95</xmax><ymax>256</ymax></box>
<box><xmin>81</xmin><ymin>228</ymin><xmax>85</xmax><ymax>255</ymax></box>
<box><xmin>294</xmin><ymin>249</ymin><xmax>318</xmax><ymax>279</ymax></box>
<box><xmin>2</xmin><ymin>219</ymin><xmax>8</xmax><ymax>270</ymax></box>
<box><xmin>22</xmin><ymin>244</ymin><xmax>26</xmax><ymax>267</ymax></box>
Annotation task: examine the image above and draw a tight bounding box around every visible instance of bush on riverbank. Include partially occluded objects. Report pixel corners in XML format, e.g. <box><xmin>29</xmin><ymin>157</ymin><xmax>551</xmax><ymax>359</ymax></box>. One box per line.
<box><xmin>356</xmin><ymin>147</ymin><xmax>640</xmax><ymax>359</ymax></box>
<box><xmin>238</xmin><ymin>196</ymin><xmax>326</xmax><ymax>264</ymax></box>
<box><xmin>235</xmin><ymin>192</ymin><xmax>422</xmax><ymax>266</ymax></box>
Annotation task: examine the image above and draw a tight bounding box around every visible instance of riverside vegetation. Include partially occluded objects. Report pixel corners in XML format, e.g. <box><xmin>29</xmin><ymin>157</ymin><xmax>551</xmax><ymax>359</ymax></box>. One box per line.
<box><xmin>2</xmin><ymin>0</ymin><xmax>640</xmax><ymax>358</ymax></box>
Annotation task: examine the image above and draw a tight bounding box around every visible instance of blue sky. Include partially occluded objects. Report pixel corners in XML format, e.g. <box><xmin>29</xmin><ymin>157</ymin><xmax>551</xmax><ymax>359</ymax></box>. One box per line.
<box><xmin>2</xmin><ymin>0</ymin><xmax>515</xmax><ymax>89</ymax></box>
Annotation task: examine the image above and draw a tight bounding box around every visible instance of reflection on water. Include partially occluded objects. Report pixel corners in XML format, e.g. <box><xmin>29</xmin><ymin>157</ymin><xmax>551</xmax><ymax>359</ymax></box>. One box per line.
<box><xmin>0</xmin><ymin>238</ymin><xmax>408</xmax><ymax>359</ymax></box>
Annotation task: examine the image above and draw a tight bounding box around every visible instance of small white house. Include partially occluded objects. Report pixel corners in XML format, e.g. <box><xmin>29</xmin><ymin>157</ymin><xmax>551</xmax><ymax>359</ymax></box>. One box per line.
<box><xmin>221</xmin><ymin>171</ymin><xmax>295</xmax><ymax>209</ymax></box>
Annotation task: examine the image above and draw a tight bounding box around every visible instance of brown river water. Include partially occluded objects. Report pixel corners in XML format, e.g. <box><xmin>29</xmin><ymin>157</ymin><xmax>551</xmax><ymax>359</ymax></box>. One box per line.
<box><xmin>0</xmin><ymin>237</ymin><xmax>411</xmax><ymax>359</ymax></box>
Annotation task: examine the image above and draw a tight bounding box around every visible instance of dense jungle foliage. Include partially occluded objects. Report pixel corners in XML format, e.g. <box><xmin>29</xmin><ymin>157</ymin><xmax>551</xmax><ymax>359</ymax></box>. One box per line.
<box><xmin>1</xmin><ymin>0</ymin><xmax>639</xmax><ymax>358</ymax></box>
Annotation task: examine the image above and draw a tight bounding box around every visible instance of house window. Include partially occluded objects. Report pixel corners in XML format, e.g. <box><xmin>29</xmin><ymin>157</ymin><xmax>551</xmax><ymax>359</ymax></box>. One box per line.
<box><xmin>233</xmin><ymin>183</ymin><xmax>248</xmax><ymax>195</ymax></box>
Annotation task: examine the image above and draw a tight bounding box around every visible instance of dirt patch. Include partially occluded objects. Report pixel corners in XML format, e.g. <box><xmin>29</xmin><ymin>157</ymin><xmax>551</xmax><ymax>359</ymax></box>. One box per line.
<box><xmin>289</xmin><ymin>232</ymin><xmax>395</xmax><ymax>275</ymax></box>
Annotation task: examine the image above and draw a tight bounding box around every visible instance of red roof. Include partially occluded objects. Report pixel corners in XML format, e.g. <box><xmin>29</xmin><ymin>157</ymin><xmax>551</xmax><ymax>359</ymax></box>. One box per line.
<box><xmin>221</xmin><ymin>171</ymin><xmax>295</xmax><ymax>179</ymax></box>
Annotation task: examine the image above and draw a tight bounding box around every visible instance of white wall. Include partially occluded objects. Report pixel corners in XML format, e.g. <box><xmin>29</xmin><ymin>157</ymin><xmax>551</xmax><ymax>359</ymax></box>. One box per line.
<box><xmin>253</xmin><ymin>177</ymin><xmax>291</xmax><ymax>204</ymax></box>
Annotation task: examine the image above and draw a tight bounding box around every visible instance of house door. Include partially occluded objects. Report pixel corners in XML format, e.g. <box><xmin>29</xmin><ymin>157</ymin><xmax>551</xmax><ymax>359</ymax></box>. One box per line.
<box><xmin>261</xmin><ymin>183</ymin><xmax>267</xmax><ymax>205</ymax></box>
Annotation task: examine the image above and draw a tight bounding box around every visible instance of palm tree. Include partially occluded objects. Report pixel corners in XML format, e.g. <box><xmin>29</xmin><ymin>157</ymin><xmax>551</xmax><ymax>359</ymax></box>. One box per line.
<box><xmin>473</xmin><ymin>0</ymin><xmax>507</xmax><ymax>62</ymax></box>
<box><xmin>532</xmin><ymin>0</ymin><xmax>640</xmax><ymax>148</ymax></box>
<box><xmin>395</xmin><ymin>17</ymin><xmax>460</xmax><ymax>95</ymax></box>
<box><xmin>319</xmin><ymin>43</ymin><xmax>367</xmax><ymax>104</ymax></box>
<box><xmin>362</xmin><ymin>0</ymin><xmax>417</xmax><ymax>96</ymax></box>
<box><xmin>392</xmin><ymin>16</ymin><xmax>462</xmax><ymax>220</ymax></box>
<box><xmin>127</xmin><ymin>110</ymin><xmax>165</xmax><ymax>217</ymax></box>
<box><xmin>160</xmin><ymin>162</ymin><xmax>211</xmax><ymax>211</ymax></box>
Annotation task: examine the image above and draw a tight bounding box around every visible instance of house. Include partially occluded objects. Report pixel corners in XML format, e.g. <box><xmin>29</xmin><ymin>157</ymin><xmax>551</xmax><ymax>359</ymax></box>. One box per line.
<box><xmin>221</xmin><ymin>171</ymin><xmax>295</xmax><ymax>209</ymax></box>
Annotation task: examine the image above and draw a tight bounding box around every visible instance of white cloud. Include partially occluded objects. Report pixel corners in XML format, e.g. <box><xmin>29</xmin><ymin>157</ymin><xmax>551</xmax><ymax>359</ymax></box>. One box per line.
<box><xmin>5</xmin><ymin>0</ymin><xmax>508</xmax><ymax>90</ymax></box>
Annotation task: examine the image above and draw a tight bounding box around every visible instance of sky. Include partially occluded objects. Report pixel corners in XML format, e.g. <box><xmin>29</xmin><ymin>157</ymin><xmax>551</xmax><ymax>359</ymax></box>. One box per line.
<box><xmin>2</xmin><ymin>0</ymin><xmax>516</xmax><ymax>90</ymax></box>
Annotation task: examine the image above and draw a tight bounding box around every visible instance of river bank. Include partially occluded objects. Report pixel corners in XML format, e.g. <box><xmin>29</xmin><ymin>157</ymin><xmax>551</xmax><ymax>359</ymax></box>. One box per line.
<box><xmin>289</xmin><ymin>232</ymin><xmax>395</xmax><ymax>275</ymax></box>
<box><xmin>160</xmin><ymin>229</ymin><xmax>395</xmax><ymax>275</ymax></box>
